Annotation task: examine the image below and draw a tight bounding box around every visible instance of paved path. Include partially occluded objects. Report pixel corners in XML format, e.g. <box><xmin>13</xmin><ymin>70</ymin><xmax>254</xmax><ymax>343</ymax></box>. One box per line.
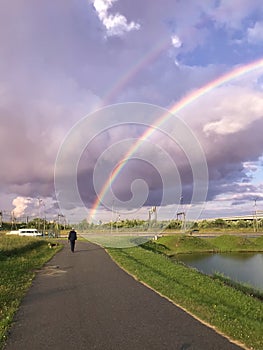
<box><xmin>4</xmin><ymin>241</ymin><xmax>243</xmax><ymax>350</ymax></box>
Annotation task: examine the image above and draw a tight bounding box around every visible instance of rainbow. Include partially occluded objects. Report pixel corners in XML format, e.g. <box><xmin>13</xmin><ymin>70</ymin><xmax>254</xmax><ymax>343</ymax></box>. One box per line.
<box><xmin>88</xmin><ymin>57</ymin><xmax>263</xmax><ymax>221</ymax></box>
<box><xmin>100</xmin><ymin>38</ymin><xmax>171</xmax><ymax>107</ymax></box>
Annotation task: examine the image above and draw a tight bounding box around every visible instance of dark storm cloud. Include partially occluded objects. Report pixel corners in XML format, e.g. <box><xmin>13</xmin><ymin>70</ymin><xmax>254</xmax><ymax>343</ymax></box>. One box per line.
<box><xmin>1</xmin><ymin>0</ymin><xmax>263</xmax><ymax>218</ymax></box>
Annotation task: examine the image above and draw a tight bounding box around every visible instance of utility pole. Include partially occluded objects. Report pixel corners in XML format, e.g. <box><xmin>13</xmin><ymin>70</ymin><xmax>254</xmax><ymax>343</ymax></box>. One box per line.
<box><xmin>43</xmin><ymin>216</ymin><xmax>46</xmax><ymax>236</ymax></box>
<box><xmin>253</xmin><ymin>198</ymin><xmax>258</xmax><ymax>233</ymax></box>
<box><xmin>116</xmin><ymin>214</ymin><xmax>120</xmax><ymax>233</ymax></box>
<box><xmin>57</xmin><ymin>213</ymin><xmax>65</xmax><ymax>237</ymax></box>
<box><xmin>11</xmin><ymin>211</ymin><xmax>17</xmax><ymax>230</ymax></box>
<box><xmin>177</xmin><ymin>196</ymin><xmax>186</xmax><ymax>233</ymax></box>
<box><xmin>111</xmin><ymin>200</ymin><xmax>114</xmax><ymax>234</ymax></box>
<box><xmin>148</xmin><ymin>208</ymin><xmax>152</xmax><ymax>227</ymax></box>
<box><xmin>37</xmin><ymin>198</ymin><xmax>42</xmax><ymax>231</ymax></box>
<box><xmin>152</xmin><ymin>206</ymin><xmax>157</xmax><ymax>222</ymax></box>
<box><xmin>148</xmin><ymin>206</ymin><xmax>157</xmax><ymax>228</ymax></box>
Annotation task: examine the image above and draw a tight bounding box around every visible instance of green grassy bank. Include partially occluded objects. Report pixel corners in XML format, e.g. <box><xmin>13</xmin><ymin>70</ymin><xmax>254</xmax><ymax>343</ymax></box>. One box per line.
<box><xmin>0</xmin><ymin>234</ymin><xmax>61</xmax><ymax>348</ymax></box>
<box><xmin>155</xmin><ymin>234</ymin><xmax>263</xmax><ymax>255</ymax></box>
<box><xmin>107</xmin><ymin>235</ymin><xmax>263</xmax><ymax>350</ymax></box>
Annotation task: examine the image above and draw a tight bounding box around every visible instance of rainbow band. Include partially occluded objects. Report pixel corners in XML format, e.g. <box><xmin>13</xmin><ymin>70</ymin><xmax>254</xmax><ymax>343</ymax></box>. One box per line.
<box><xmin>100</xmin><ymin>39</ymin><xmax>171</xmax><ymax>107</ymax></box>
<box><xmin>88</xmin><ymin>58</ymin><xmax>263</xmax><ymax>221</ymax></box>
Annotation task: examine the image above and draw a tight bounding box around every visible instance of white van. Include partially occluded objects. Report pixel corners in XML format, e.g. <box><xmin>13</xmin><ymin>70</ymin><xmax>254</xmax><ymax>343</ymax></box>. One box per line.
<box><xmin>18</xmin><ymin>228</ymin><xmax>42</xmax><ymax>237</ymax></box>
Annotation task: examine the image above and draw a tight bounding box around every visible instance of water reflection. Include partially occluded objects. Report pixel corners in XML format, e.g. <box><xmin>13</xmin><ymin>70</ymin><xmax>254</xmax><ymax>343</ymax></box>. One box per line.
<box><xmin>176</xmin><ymin>253</ymin><xmax>263</xmax><ymax>291</ymax></box>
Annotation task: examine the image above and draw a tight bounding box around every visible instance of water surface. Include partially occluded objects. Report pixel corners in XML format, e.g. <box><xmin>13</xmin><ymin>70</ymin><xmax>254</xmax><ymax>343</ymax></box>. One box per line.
<box><xmin>176</xmin><ymin>252</ymin><xmax>263</xmax><ymax>291</ymax></box>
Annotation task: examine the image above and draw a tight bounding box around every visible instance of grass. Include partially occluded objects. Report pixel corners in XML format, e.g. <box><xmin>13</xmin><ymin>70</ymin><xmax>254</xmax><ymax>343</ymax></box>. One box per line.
<box><xmin>80</xmin><ymin>233</ymin><xmax>152</xmax><ymax>248</ymax></box>
<box><xmin>156</xmin><ymin>234</ymin><xmax>263</xmax><ymax>255</ymax></box>
<box><xmin>211</xmin><ymin>235</ymin><xmax>261</xmax><ymax>252</ymax></box>
<box><xmin>107</xmin><ymin>237</ymin><xmax>263</xmax><ymax>350</ymax></box>
<box><xmin>0</xmin><ymin>234</ymin><xmax>62</xmax><ymax>348</ymax></box>
<box><xmin>212</xmin><ymin>273</ymin><xmax>263</xmax><ymax>301</ymax></box>
<box><xmin>156</xmin><ymin>235</ymin><xmax>215</xmax><ymax>254</ymax></box>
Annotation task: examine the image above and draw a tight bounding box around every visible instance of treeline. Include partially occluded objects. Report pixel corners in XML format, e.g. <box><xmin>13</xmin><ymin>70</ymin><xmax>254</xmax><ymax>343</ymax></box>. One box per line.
<box><xmin>2</xmin><ymin>217</ymin><xmax>262</xmax><ymax>233</ymax></box>
<box><xmin>75</xmin><ymin>217</ymin><xmax>263</xmax><ymax>232</ymax></box>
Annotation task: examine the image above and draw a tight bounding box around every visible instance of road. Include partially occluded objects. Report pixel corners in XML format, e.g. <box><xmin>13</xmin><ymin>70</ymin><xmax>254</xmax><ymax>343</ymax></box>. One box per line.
<box><xmin>4</xmin><ymin>241</ymin><xmax>243</xmax><ymax>350</ymax></box>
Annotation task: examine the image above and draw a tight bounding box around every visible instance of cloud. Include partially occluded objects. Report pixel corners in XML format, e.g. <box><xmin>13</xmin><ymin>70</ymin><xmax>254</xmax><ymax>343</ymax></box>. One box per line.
<box><xmin>247</xmin><ymin>21</ymin><xmax>263</xmax><ymax>44</ymax></box>
<box><xmin>0</xmin><ymin>79</ymin><xmax>100</xmax><ymax>198</ymax></box>
<box><xmin>202</xmin><ymin>86</ymin><xmax>263</xmax><ymax>135</ymax></box>
<box><xmin>209</xmin><ymin>0</ymin><xmax>263</xmax><ymax>30</ymax></box>
<box><xmin>203</xmin><ymin>119</ymin><xmax>242</xmax><ymax>135</ymax></box>
<box><xmin>12</xmin><ymin>197</ymin><xmax>31</xmax><ymax>218</ymax></box>
<box><xmin>72</xmin><ymin>74</ymin><xmax>263</xmax><ymax>213</ymax></box>
<box><xmin>177</xmin><ymin>80</ymin><xmax>263</xmax><ymax>208</ymax></box>
<box><xmin>1</xmin><ymin>0</ymin><xmax>263</xmax><ymax>220</ymax></box>
<box><xmin>171</xmin><ymin>34</ymin><xmax>182</xmax><ymax>48</ymax></box>
<box><xmin>93</xmin><ymin>0</ymin><xmax>140</xmax><ymax>37</ymax></box>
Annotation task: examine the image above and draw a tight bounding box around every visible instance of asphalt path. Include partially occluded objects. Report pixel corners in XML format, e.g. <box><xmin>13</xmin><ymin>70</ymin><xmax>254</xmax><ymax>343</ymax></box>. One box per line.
<box><xmin>4</xmin><ymin>241</ymin><xmax>243</xmax><ymax>350</ymax></box>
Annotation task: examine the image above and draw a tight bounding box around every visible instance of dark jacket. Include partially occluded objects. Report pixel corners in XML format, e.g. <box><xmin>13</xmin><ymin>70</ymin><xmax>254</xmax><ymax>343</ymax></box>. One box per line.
<box><xmin>68</xmin><ymin>230</ymin><xmax>77</xmax><ymax>241</ymax></box>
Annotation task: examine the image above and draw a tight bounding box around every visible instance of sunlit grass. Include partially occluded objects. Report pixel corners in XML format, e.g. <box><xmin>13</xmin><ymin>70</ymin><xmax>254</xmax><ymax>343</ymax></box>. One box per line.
<box><xmin>157</xmin><ymin>234</ymin><xmax>263</xmax><ymax>254</ymax></box>
<box><xmin>80</xmin><ymin>233</ymin><xmax>152</xmax><ymax>248</ymax></box>
<box><xmin>108</xmin><ymin>239</ymin><xmax>263</xmax><ymax>350</ymax></box>
<box><xmin>0</xmin><ymin>234</ymin><xmax>61</xmax><ymax>348</ymax></box>
<box><xmin>157</xmin><ymin>235</ymin><xmax>215</xmax><ymax>254</ymax></box>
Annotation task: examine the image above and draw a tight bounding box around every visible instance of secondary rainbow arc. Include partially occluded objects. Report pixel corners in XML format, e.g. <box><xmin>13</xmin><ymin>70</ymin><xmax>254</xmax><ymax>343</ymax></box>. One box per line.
<box><xmin>88</xmin><ymin>58</ymin><xmax>263</xmax><ymax>221</ymax></box>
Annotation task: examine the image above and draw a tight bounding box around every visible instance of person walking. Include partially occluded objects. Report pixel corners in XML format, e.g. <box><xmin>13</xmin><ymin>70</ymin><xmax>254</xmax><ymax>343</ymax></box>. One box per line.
<box><xmin>68</xmin><ymin>228</ymin><xmax>77</xmax><ymax>252</ymax></box>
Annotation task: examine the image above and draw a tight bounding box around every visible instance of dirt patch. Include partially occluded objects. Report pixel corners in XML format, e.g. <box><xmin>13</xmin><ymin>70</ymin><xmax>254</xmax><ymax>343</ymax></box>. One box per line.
<box><xmin>38</xmin><ymin>265</ymin><xmax>67</xmax><ymax>276</ymax></box>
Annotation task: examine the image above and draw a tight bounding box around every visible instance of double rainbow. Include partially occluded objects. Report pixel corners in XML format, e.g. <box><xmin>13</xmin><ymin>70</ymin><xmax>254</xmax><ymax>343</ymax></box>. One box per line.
<box><xmin>88</xmin><ymin>58</ymin><xmax>263</xmax><ymax>221</ymax></box>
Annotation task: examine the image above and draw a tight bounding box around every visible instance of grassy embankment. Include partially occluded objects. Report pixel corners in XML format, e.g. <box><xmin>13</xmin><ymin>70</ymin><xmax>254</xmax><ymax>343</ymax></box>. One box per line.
<box><xmin>107</xmin><ymin>235</ymin><xmax>263</xmax><ymax>350</ymax></box>
<box><xmin>157</xmin><ymin>234</ymin><xmax>263</xmax><ymax>254</ymax></box>
<box><xmin>0</xmin><ymin>233</ymin><xmax>62</xmax><ymax>349</ymax></box>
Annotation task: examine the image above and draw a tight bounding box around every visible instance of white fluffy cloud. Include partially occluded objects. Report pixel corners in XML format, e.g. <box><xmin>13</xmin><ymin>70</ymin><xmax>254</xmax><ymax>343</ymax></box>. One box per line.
<box><xmin>202</xmin><ymin>86</ymin><xmax>263</xmax><ymax>136</ymax></box>
<box><xmin>12</xmin><ymin>197</ymin><xmax>31</xmax><ymax>218</ymax></box>
<box><xmin>171</xmin><ymin>34</ymin><xmax>182</xmax><ymax>48</ymax></box>
<box><xmin>93</xmin><ymin>0</ymin><xmax>140</xmax><ymax>37</ymax></box>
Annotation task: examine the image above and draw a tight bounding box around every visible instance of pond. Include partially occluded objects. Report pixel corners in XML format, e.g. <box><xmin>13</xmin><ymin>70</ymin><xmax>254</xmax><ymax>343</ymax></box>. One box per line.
<box><xmin>176</xmin><ymin>252</ymin><xmax>263</xmax><ymax>291</ymax></box>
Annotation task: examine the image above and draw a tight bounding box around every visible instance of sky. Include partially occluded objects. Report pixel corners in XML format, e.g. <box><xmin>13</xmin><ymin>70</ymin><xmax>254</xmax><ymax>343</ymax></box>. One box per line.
<box><xmin>1</xmin><ymin>0</ymin><xmax>263</xmax><ymax>224</ymax></box>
